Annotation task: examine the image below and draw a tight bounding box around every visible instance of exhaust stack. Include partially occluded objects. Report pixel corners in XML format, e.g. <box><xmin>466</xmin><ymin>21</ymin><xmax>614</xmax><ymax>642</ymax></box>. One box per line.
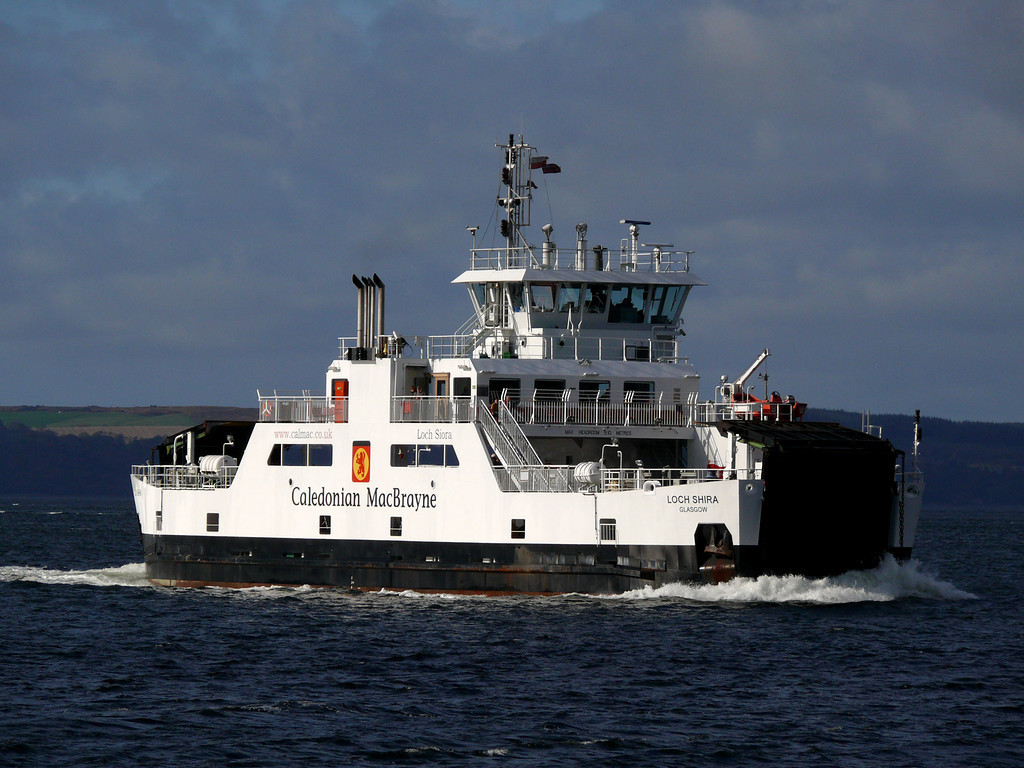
<box><xmin>373</xmin><ymin>274</ymin><xmax>385</xmax><ymax>354</ymax></box>
<box><xmin>352</xmin><ymin>274</ymin><xmax>365</xmax><ymax>350</ymax></box>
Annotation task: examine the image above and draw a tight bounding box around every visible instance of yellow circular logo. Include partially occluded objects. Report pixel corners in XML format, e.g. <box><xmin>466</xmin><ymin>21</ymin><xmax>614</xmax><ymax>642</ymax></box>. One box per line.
<box><xmin>352</xmin><ymin>446</ymin><xmax>370</xmax><ymax>482</ymax></box>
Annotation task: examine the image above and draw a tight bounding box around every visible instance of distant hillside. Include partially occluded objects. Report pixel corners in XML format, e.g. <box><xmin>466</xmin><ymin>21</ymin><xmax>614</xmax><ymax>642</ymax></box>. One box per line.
<box><xmin>0</xmin><ymin>405</ymin><xmax>257</xmax><ymax>439</ymax></box>
<box><xmin>806</xmin><ymin>409</ymin><xmax>1024</xmax><ymax>510</ymax></box>
<box><xmin>0</xmin><ymin>406</ymin><xmax>1022</xmax><ymax>508</ymax></box>
<box><xmin>0</xmin><ymin>406</ymin><xmax>257</xmax><ymax>497</ymax></box>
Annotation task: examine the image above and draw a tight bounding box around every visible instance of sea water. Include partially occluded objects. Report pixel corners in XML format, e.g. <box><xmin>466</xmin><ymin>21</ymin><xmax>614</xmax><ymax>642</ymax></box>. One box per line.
<box><xmin>1</xmin><ymin>498</ymin><xmax>1021</xmax><ymax>767</ymax></box>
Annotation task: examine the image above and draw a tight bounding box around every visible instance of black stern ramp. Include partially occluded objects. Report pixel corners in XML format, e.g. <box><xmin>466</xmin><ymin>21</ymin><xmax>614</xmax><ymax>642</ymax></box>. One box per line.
<box><xmin>721</xmin><ymin>421</ymin><xmax>898</xmax><ymax>578</ymax></box>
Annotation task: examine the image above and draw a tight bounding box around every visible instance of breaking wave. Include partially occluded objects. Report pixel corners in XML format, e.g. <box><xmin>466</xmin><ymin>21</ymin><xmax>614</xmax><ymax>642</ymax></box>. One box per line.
<box><xmin>613</xmin><ymin>555</ymin><xmax>976</xmax><ymax>603</ymax></box>
<box><xmin>0</xmin><ymin>562</ymin><xmax>150</xmax><ymax>588</ymax></box>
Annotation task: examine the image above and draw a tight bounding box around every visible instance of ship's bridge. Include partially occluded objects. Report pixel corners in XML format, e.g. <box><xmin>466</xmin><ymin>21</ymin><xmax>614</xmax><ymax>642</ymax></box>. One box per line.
<box><xmin>452</xmin><ymin>257</ymin><xmax>706</xmax><ymax>362</ymax></box>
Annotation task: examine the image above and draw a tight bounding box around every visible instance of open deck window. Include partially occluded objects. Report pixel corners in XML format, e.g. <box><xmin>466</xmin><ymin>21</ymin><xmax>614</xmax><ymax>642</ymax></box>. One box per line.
<box><xmin>624</xmin><ymin>381</ymin><xmax>655</xmax><ymax>403</ymax></box>
<box><xmin>533</xmin><ymin>378</ymin><xmax>566</xmax><ymax>401</ymax></box>
<box><xmin>488</xmin><ymin>378</ymin><xmax>521</xmax><ymax>403</ymax></box>
<box><xmin>579</xmin><ymin>380</ymin><xmax>610</xmax><ymax>401</ymax></box>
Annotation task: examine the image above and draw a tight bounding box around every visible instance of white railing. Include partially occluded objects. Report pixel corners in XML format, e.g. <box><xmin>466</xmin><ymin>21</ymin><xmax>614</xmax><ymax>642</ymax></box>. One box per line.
<box><xmin>512</xmin><ymin>398</ymin><xmax>691</xmax><ymax>428</ymax></box>
<box><xmin>491</xmin><ymin>464</ymin><xmax>759</xmax><ymax>494</ymax></box>
<box><xmin>467</xmin><ymin>245</ymin><xmax>693</xmax><ymax>273</ymax></box>
<box><xmin>338</xmin><ymin>332</ymin><xmax>685</xmax><ymax>363</ymax></box>
<box><xmin>690</xmin><ymin>399</ymin><xmax>805</xmax><ymax>424</ymax></box>
<box><xmin>538</xmin><ymin>335</ymin><xmax>679</xmax><ymax>362</ymax></box>
<box><xmin>132</xmin><ymin>464</ymin><xmax>238</xmax><ymax>490</ymax></box>
<box><xmin>421</xmin><ymin>333</ymin><xmax>680</xmax><ymax>362</ymax></box>
<box><xmin>258</xmin><ymin>392</ymin><xmax>341</xmax><ymax>424</ymax></box>
<box><xmin>493</xmin><ymin>465</ymin><xmax>579</xmax><ymax>493</ymax></box>
<box><xmin>390</xmin><ymin>396</ymin><xmax>475</xmax><ymax>424</ymax></box>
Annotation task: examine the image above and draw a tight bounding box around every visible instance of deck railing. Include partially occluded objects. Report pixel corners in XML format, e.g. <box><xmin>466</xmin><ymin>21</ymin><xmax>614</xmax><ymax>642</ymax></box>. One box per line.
<box><xmin>467</xmin><ymin>244</ymin><xmax>693</xmax><ymax>273</ymax></box>
<box><xmin>258</xmin><ymin>392</ymin><xmax>343</xmax><ymax>423</ymax></box>
<box><xmin>390</xmin><ymin>396</ymin><xmax>476</xmax><ymax>424</ymax></box>
<box><xmin>252</xmin><ymin>389</ymin><xmax>808</xmax><ymax>429</ymax></box>
<box><xmin>337</xmin><ymin>334</ymin><xmax>685</xmax><ymax>363</ymax></box>
<box><xmin>490</xmin><ymin>464</ymin><xmax>760</xmax><ymax>493</ymax></box>
<box><xmin>131</xmin><ymin>464</ymin><xmax>238</xmax><ymax>489</ymax></box>
<box><xmin>690</xmin><ymin>399</ymin><xmax>804</xmax><ymax>424</ymax></box>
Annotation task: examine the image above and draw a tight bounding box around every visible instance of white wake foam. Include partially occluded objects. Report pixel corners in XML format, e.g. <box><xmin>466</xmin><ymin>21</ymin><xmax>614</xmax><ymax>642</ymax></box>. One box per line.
<box><xmin>0</xmin><ymin>562</ymin><xmax>150</xmax><ymax>588</ymax></box>
<box><xmin>612</xmin><ymin>556</ymin><xmax>976</xmax><ymax>603</ymax></box>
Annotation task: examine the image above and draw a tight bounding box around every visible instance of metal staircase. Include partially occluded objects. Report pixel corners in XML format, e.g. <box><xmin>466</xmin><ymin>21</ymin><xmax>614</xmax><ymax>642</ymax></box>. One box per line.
<box><xmin>475</xmin><ymin>397</ymin><xmax>551</xmax><ymax>491</ymax></box>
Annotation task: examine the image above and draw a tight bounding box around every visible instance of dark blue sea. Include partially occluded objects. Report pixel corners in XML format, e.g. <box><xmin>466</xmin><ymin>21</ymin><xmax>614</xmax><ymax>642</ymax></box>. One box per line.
<box><xmin>1</xmin><ymin>498</ymin><xmax>1021</xmax><ymax>768</ymax></box>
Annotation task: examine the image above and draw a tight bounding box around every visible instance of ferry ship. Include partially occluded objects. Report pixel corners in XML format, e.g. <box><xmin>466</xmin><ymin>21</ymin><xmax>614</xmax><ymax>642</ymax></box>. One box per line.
<box><xmin>130</xmin><ymin>134</ymin><xmax>924</xmax><ymax>593</ymax></box>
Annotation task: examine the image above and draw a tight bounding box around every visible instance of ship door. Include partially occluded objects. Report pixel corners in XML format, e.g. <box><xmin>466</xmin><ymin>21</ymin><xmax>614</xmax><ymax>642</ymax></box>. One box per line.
<box><xmin>431</xmin><ymin>373</ymin><xmax>449</xmax><ymax>422</ymax></box>
<box><xmin>332</xmin><ymin>379</ymin><xmax>349</xmax><ymax>423</ymax></box>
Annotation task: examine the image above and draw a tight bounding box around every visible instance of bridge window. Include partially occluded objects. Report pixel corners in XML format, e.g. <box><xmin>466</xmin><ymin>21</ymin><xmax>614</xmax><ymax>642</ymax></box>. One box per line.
<box><xmin>558</xmin><ymin>284</ymin><xmax>582</xmax><ymax>313</ymax></box>
<box><xmin>469</xmin><ymin>283</ymin><xmax>486</xmax><ymax>312</ymax></box>
<box><xmin>609</xmin><ymin>285</ymin><xmax>648</xmax><ymax>323</ymax></box>
<box><xmin>529</xmin><ymin>283</ymin><xmax>556</xmax><ymax>312</ymax></box>
<box><xmin>508</xmin><ymin>284</ymin><xmax>524</xmax><ymax>311</ymax></box>
<box><xmin>583</xmin><ymin>284</ymin><xmax>607</xmax><ymax>314</ymax></box>
<box><xmin>648</xmin><ymin>285</ymin><xmax>688</xmax><ymax>324</ymax></box>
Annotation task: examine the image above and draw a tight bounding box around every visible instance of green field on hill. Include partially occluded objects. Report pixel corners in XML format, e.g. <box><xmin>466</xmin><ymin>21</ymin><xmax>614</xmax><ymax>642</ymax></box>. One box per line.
<box><xmin>0</xmin><ymin>406</ymin><xmax>256</xmax><ymax>430</ymax></box>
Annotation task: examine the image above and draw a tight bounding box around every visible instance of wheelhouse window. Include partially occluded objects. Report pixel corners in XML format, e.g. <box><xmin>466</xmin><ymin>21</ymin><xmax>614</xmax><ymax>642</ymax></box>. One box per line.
<box><xmin>529</xmin><ymin>283</ymin><xmax>556</xmax><ymax>312</ymax></box>
<box><xmin>647</xmin><ymin>285</ymin><xmax>688</xmax><ymax>324</ymax></box>
<box><xmin>609</xmin><ymin>284</ymin><xmax>648</xmax><ymax>323</ymax></box>
<box><xmin>558</xmin><ymin>284</ymin><xmax>582</xmax><ymax>313</ymax></box>
<box><xmin>507</xmin><ymin>283</ymin><xmax>524</xmax><ymax>311</ymax></box>
<box><xmin>469</xmin><ymin>283</ymin><xmax>486</xmax><ymax>312</ymax></box>
<box><xmin>583</xmin><ymin>285</ymin><xmax>607</xmax><ymax>314</ymax></box>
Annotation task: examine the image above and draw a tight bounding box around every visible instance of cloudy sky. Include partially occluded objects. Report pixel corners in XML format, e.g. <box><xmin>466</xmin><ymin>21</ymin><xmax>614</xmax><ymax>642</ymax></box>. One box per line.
<box><xmin>2</xmin><ymin>0</ymin><xmax>1021</xmax><ymax>422</ymax></box>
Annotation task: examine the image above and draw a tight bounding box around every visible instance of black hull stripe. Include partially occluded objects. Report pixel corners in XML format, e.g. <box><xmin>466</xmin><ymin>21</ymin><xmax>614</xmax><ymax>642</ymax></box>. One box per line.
<box><xmin>141</xmin><ymin>534</ymin><xmax>909</xmax><ymax>593</ymax></box>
